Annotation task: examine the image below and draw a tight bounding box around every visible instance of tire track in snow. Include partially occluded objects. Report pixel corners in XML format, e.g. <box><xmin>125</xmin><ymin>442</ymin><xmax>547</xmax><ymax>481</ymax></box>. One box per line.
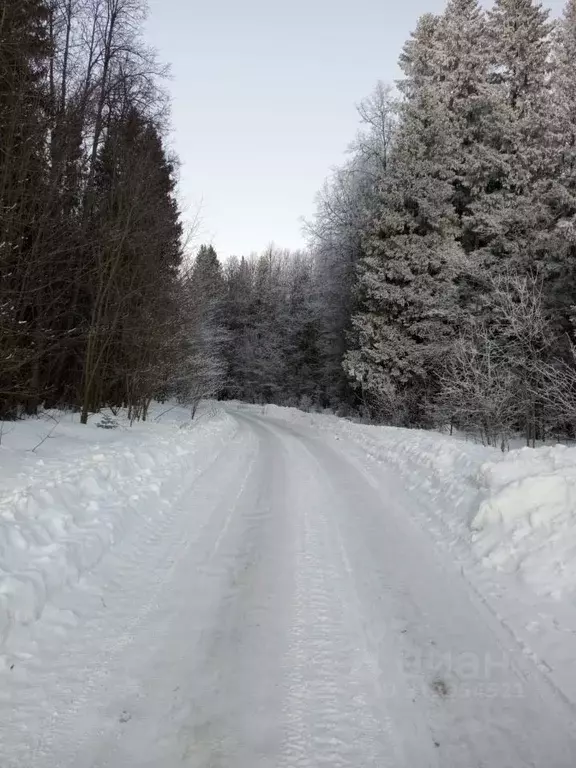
<box><xmin>275</xmin><ymin>427</ymin><xmax>398</xmax><ymax>768</ymax></box>
<box><xmin>263</xmin><ymin>413</ymin><xmax>576</xmax><ymax>767</ymax></box>
<box><xmin>89</xmin><ymin>427</ymin><xmax>262</xmax><ymax>768</ymax></box>
<box><xmin>9</xmin><ymin>409</ymin><xmax>576</xmax><ymax>767</ymax></box>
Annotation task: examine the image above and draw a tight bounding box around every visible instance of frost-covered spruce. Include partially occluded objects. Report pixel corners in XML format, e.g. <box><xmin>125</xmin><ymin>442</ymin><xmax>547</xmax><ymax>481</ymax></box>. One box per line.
<box><xmin>474</xmin><ymin>0</ymin><xmax>554</xmax><ymax>274</ymax></box>
<box><xmin>542</xmin><ymin>0</ymin><xmax>576</xmax><ymax>333</ymax></box>
<box><xmin>434</xmin><ymin>0</ymin><xmax>493</xmax><ymax>259</ymax></box>
<box><xmin>345</xmin><ymin>15</ymin><xmax>464</xmax><ymax>427</ymax></box>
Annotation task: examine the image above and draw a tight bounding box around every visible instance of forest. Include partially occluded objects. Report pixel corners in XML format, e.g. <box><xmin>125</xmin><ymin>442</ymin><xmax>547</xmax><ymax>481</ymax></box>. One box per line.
<box><xmin>3</xmin><ymin>0</ymin><xmax>576</xmax><ymax>448</ymax></box>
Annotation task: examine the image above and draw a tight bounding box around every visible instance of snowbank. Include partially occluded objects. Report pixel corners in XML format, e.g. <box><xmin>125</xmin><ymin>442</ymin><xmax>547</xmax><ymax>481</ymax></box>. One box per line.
<box><xmin>257</xmin><ymin>404</ymin><xmax>576</xmax><ymax>599</ymax></box>
<box><xmin>0</xmin><ymin>404</ymin><xmax>235</xmax><ymax>655</ymax></box>
<box><xmin>472</xmin><ymin>445</ymin><xmax>576</xmax><ymax>598</ymax></box>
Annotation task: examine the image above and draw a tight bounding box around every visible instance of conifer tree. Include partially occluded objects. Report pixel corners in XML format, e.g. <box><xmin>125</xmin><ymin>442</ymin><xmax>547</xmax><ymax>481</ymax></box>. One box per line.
<box><xmin>345</xmin><ymin>15</ymin><xmax>463</xmax><ymax>425</ymax></box>
<box><xmin>0</xmin><ymin>0</ymin><xmax>51</xmax><ymax>415</ymax></box>
<box><xmin>542</xmin><ymin>0</ymin><xmax>576</xmax><ymax>336</ymax></box>
<box><xmin>476</xmin><ymin>0</ymin><xmax>553</xmax><ymax>273</ymax></box>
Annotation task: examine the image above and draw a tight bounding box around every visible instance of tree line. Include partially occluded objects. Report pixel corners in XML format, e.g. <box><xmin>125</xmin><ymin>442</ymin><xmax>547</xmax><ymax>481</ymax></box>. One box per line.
<box><xmin>5</xmin><ymin>0</ymin><xmax>576</xmax><ymax>448</ymax></box>
<box><xmin>210</xmin><ymin>0</ymin><xmax>576</xmax><ymax>448</ymax></box>
<box><xmin>0</xmin><ymin>0</ymin><xmax>191</xmax><ymax>423</ymax></box>
<box><xmin>340</xmin><ymin>0</ymin><xmax>576</xmax><ymax>446</ymax></box>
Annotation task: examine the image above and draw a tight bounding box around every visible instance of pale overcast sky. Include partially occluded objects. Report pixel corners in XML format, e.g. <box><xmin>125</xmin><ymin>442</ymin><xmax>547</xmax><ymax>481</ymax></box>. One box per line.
<box><xmin>145</xmin><ymin>0</ymin><xmax>565</xmax><ymax>259</ymax></box>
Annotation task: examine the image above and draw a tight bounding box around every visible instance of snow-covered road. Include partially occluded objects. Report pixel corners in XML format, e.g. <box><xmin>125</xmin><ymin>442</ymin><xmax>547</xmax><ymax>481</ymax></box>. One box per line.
<box><xmin>3</xmin><ymin>408</ymin><xmax>576</xmax><ymax>767</ymax></box>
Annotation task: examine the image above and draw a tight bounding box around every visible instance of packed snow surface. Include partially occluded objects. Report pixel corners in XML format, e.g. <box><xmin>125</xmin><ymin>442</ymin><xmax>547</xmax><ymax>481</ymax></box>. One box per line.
<box><xmin>1</xmin><ymin>403</ymin><xmax>576</xmax><ymax>766</ymax></box>
<box><xmin>264</xmin><ymin>404</ymin><xmax>576</xmax><ymax>601</ymax></box>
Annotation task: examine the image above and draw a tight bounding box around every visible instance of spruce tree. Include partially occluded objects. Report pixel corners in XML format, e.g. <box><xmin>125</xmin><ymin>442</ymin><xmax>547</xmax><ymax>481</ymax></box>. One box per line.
<box><xmin>477</xmin><ymin>0</ymin><xmax>553</xmax><ymax>273</ymax></box>
<box><xmin>80</xmin><ymin>109</ymin><xmax>182</xmax><ymax>421</ymax></box>
<box><xmin>542</xmin><ymin>0</ymin><xmax>576</xmax><ymax>336</ymax></box>
<box><xmin>434</xmin><ymin>0</ymin><xmax>493</xmax><ymax>253</ymax></box>
<box><xmin>193</xmin><ymin>245</ymin><xmax>223</xmax><ymax>298</ymax></box>
<box><xmin>0</xmin><ymin>0</ymin><xmax>51</xmax><ymax>415</ymax></box>
<box><xmin>345</xmin><ymin>15</ymin><xmax>463</xmax><ymax>426</ymax></box>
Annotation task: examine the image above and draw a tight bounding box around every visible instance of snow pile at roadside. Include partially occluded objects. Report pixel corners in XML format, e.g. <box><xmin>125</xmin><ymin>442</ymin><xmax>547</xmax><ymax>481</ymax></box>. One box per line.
<box><xmin>258</xmin><ymin>404</ymin><xmax>576</xmax><ymax>598</ymax></box>
<box><xmin>472</xmin><ymin>445</ymin><xmax>576</xmax><ymax>598</ymax></box>
<box><xmin>0</xmin><ymin>404</ymin><xmax>235</xmax><ymax>655</ymax></box>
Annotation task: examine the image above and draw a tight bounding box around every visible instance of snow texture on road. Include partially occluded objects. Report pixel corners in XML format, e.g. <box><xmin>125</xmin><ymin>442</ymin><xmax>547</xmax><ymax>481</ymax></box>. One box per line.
<box><xmin>2</xmin><ymin>407</ymin><xmax>576</xmax><ymax>766</ymax></box>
